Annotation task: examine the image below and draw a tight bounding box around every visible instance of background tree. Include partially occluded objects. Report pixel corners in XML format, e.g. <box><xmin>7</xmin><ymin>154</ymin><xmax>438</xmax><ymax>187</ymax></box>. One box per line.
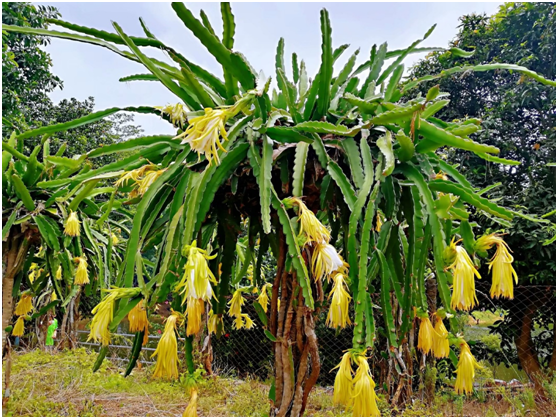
<box><xmin>407</xmin><ymin>2</ymin><xmax>556</xmax><ymax>391</ymax></box>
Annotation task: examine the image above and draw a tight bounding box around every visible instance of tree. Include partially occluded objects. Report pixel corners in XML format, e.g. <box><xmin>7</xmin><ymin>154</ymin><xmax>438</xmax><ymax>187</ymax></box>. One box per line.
<box><xmin>4</xmin><ymin>2</ymin><xmax>555</xmax><ymax>415</ymax></box>
<box><xmin>407</xmin><ymin>2</ymin><xmax>556</xmax><ymax>393</ymax></box>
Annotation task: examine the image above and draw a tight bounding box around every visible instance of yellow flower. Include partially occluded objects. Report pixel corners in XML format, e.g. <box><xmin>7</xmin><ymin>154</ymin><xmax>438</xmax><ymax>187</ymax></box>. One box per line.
<box><xmin>128</xmin><ymin>299</ymin><xmax>149</xmax><ymax>344</ymax></box>
<box><xmin>233</xmin><ymin>314</ymin><xmax>244</xmax><ymax>330</ymax></box>
<box><xmin>473</xmin><ymin>233</ymin><xmax>501</xmax><ymax>254</ymax></box>
<box><xmin>207</xmin><ymin>310</ymin><xmax>222</xmax><ymax>335</ymax></box>
<box><xmin>64</xmin><ymin>211</ymin><xmax>81</xmax><ymax>237</ymax></box>
<box><xmin>242</xmin><ymin>314</ymin><xmax>254</xmax><ymax>330</ymax></box>
<box><xmin>287</xmin><ymin>197</ymin><xmax>330</xmax><ymax>245</ymax></box>
<box><xmin>155</xmin><ymin>103</ymin><xmax>189</xmax><ymax>128</ymax></box>
<box><xmin>488</xmin><ymin>241</ymin><xmax>518</xmax><ymax>300</ymax></box>
<box><xmin>12</xmin><ymin>316</ymin><xmax>25</xmax><ymax>337</ymax></box>
<box><xmin>454</xmin><ymin>342</ymin><xmax>481</xmax><ymax>395</ymax></box>
<box><xmin>152</xmin><ymin>313</ymin><xmax>180</xmax><ymax>380</ymax></box>
<box><xmin>176</xmin><ymin>107</ymin><xmax>234</xmax><ymax>165</ymax></box>
<box><xmin>257</xmin><ymin>284</ymin><xmax>271</xmax><ymax>313</ymax></box>
<box><xmin>51</xmin><ymin>291</ymin><xmax>58</xmax><ymax>302</ymax></box>
<box><xmin>88</xmin><ymin>287</ymin><xmax>139</xmax><ymax>346</ymax></box>
<box><xmin>56</xmin><ymin>265</ymin><xmax>62</xmax><ymax>280</ymax></box>
<box><xmin>28</xmin><ymin>263</ymin><xmax>38</xmax><ymax>283</ymax></box>
<box><xmin>88</xmin><ymin>294</ymin><xmax>116</xmax><ymax>346</ymax></box>
<box><xmin>417</xmin><ymin>316</ymin><xmax>437</xmax><ymax>355</ymax></box>
<box><xmin>352</xmin><ymin>356</ymin><xmax>380</xmax><ymax>417</ymax></box>
<box><xmin>326</xmin><ymin>273</ymin><xmax>352</xmax><ymax>329</ymax></box>
<box><xmin>311</xmin><ymin>243</ymin><xmax>346</xmax><ymax>282</ymax></box>
<box><xmin>228</xmin><ymin>289</ymin><xmax>245</xmax><ymax>319</ymax></box>
<box><xmin>434</xmin><ymin>171</ymin><xmax>448</xmax><ymax>181</ymax></box>
<box><xmin>432</xmin><ymin>315</ymin><xmax>450</xmax><ymax>359</ymax></box>
<box><xmin>115</xmin><ymin>164</ymin><xmax>156</xmax><ymax>187</ymax></box>
<box><xmin>183</xmin><ymin>388</ymin><xmax>198</xmax><ymax>417</ymax></box>
<box><xmin>14</xmin><ymin>294</ymin><xmax>33</xmax><ymax>316</ymax></box>
<box><xmin>175</xmin><ymin>241</ymin><xmax>217</xmax><ymax>304</ymax></box>
<box><xmin>136</xmin><ymin>168</ymin><xmax>167</xmax><ymax>195</ymax></box>
<box><xmin>111</xmin><ymin>233</ymin><xmax>119</xmax><ymax>245</ymax></box>
<box><xmin>375</xmin><ymin>212</ymin><xmax>383</xmax><ymax>233</ymax></box>
<box><xmin>186</xmin><ymin>298</ymin><xmax>205</xmax><ymax>336</ymax></box>
<box><xmin>332</xmin><ymin>352</ymin><xmax>353</xmax><ymax>406</ymax></box>
<box><xmin>448</xmin><ymin>239</ymin><xmax>480</xmax><ymax>311</ymax></box>
<box><xmin>74</xmin><ymin>256</ymin><xmax>90</xmax><ymax>285</ymax></box>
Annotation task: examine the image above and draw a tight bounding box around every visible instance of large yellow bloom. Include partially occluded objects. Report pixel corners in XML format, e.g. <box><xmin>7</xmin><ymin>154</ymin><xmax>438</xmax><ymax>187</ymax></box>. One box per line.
<box><xmin>128</xmin><ymin>299</ymin><xmax>149</xmax><ymax>345</ymax></box>
<box><xmin>448</xmin><ymin>240</ymin><xmax>480</xmax><ymax>311</ymax></box>
<box><xmin>186</xmin><ymin>297</ymin><xmax>205</xmax><ymax>336</ymax></box>
<box><xmin>417</xmin><ymin>316</ymin><xmax>437</xmax><ymax>355</ymax></box>
<box><xmin>332</xmin><ymin>352</ymin><xmax>353</xmax><ymax>406</ymax></box>
<box><xmin>351</xmin><ymin>356</ymin><xmax>380</xmax><ymax>417</ymax></box>
<box><xmin>74</xmin><ymin>256</ymin><xmax>90</xmax><ymax>285</ymax></box>
<box><xmin>207</xmin><ymin>310</ymin><xmax>222</xmax><ymax>335</ymax></box>
<box><xmin>136</xmin><ymin>169</ymin><xmax>167</xmax><ymax>196</ymax></box>
<box><xmin>12</xmin><ymin>316</ymin><xmax>25</xmax><ymax>337</ymax></box>
<box><xmin>155</xmin><ymin>103</ymin><xmax>189</xmax><ymax>128</ymax></box>
<box><xmin>326</xmin><ymin>273</ymin><xmax>352</xmax><ymax>329</ymax></box>
<box><xmin>311</xmin><ymin>242</ymin><xmax>346</xmax><ymax>282</ymax></box>
<box><xmin>152</xmin><ymin>313</ymin><xmax>180</xmax><ymax>380</ymax></box>
<box><xmin>257</xmin><ymin>283</ymin><xmax>271</xmax><ymax>313</ymax></box>
<box><xmin>228</xmin><ymin>289</ymin><xmax>246</xmax><ymax>319</ymax></box>
<box><xmin>64</xmin><ymin>211</ymin><xmax>81</xmax><ymax>237</ymax></box>
<box><xmin>176</xmin><ymin>107</ymin><xmax>233</xmax><ymax>165</ymax></box>
<box><xmin>286</xmin><ymin>197</ymin><xmax>330</xmax><ymax>246</ymax></box>
<box><xmin>88</xmin><ymin>287</ymin><xmax>139</xmax><ymax>346</ymax></box>
<box><xmin>242</xmin><ymin>314</ymin><xmax>254</xmax><ymax>330</ymax></box>
<box><xmin>454</xmin><ymin>342</ymin><xmax>481</xmax><ymax>395</ymax></box>
<box><xmin>432</xmin><ymin>315</ymin><xmax>450</xmax><ymax>359</ymax></box>
<box><xmin>183</xmin><ymin>388</ymin><xmax>198</xmax><ymax>417</ymax></box>
<box><xmin>488</xmin><ymin>241</ymin><xmax>518</xmax><ymax>300</ymax></box>
<box><xmin>175</xmin><ymin>241</ymin><xmax>217</xmax><ymax>304</ymax></box>
<box><xmin>14</xmin><ymin>293</ymin><xmax>33</xmax><ymax>316</ymax></box>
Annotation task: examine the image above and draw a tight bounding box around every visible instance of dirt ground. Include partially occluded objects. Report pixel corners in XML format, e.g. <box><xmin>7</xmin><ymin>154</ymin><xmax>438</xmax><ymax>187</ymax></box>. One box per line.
<box><xmin>2</xmin><ymin>348</ymin><xmax>555</xmax><ymax>417</ymax></box>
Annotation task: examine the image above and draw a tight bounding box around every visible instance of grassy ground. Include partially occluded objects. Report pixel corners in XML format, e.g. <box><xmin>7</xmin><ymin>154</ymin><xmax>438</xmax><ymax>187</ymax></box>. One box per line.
<box><xmin>2</xmin><ymin>349</ymin><xmax>555</xmax><ymax>417</ymax></box>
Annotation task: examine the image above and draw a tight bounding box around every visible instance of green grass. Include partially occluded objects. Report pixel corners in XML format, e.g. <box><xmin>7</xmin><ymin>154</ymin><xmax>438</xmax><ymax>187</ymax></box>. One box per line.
<box><xmin>2</xmin><ymin>348</ymin><xmax>555</xmax><ymax>417</ymax></box>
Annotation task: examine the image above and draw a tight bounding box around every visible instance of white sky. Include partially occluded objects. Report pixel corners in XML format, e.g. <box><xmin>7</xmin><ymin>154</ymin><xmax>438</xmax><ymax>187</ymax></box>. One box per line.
<box><xmin>40</xmin><ymin>2</ymin><xmax>503</xmax><ymax>135</ymax></box>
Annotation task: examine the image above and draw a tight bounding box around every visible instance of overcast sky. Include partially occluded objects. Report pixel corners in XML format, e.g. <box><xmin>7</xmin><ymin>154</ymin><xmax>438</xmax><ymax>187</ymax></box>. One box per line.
<box><xmin>40</xmin><ymin>2</ymin><xmax>503</xmax><ymax>136</ymax></box>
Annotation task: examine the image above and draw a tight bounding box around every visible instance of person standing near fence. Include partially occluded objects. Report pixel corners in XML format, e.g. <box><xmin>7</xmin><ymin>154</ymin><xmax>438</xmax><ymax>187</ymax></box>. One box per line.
<box><xmin>45</xmin><ymin>316</ymin><xmax>58</xmax><ymax>352</ymax></box>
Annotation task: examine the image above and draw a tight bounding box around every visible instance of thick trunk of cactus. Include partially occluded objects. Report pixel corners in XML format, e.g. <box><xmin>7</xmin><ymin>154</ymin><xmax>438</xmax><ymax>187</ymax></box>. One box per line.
<box><xmin>270</xmin><ymin>233</ymin><xmax>321</xmax><ymax>417</ymax></box>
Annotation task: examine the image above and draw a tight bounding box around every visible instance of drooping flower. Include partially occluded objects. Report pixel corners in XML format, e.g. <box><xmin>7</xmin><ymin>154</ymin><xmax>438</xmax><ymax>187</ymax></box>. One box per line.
<box><xmin>454</xmin><ymin>342</ymin><xmax>481</xmax><ymax>395</ymax></box>
<box><xmin>207</xmin><ymin>310</ymin><xmax>222</xmax><ymax>335</ymax></box>
<box><xmin>56</xmin><ymin>265</ymin><xmax>62</xmax><ymax>280</ymax></box>
<box><xmin>311</xmin><ymin>242</ymin><xmax>346</xmax><ymax>282</ymax></box>
<box><xmin>115</xmin><ymin>164</ymin><xmax>156</xmax><ymax>188</ymax></box>
<box><xmin>152</xmin><ymin>313</ymin><xmax>180</xmax><ymax>380</ymax></box>
<box><xmin>375</xmin><ymin>212</ymin><xmax>384</xmax><ymax>233</ymax></box>
<box><xmin>155</xmin><ymin>103</ymin><xmax>189</xmax><ymax>128</ymax></box>
<box><xmin>417</xmin><ymin>316</ymin><xmax>437</xmax><ymax>355</ymax></box>
<box><xmin>183</xmin><ymin>388</ymin><xmax>198</xmax><ymax>417</ymax></box>
<box><xmin>228</xmin><ymin>289</ymin><xmax>246</xmax><ymax>319</ymax></box>
<box><xmin>14</xmin><ymin>293</ymin><xmax>33</xmax><ymax>316</ymax></box>
<box><xmin>242</xmin><ymin>314</ymin><xmax>254</xmax><ymax>330</ymax></box>
<box><xmin>136</xmin><ymin>168</ymin><xmax>167</xmax><ymax>196</ymax></box>
<box><xmin>332</xmin><ymin>352</ymin><xmax>353</xmax><ymax>406</ymax></box>
<box><xmin>434</xmin><ymin>171</ymin><xmax>449</xmax><ymax>181</ymax></box>
<box><xmin>432</xmin><ymin>315</ymin><xmax>450</xmax><ymax>359</ymax></box>
<box><xmin>186</xmin><ymin>297</ymin><xmax>205</xmax><ymax>336</ymax></box>
<box><xmin>233</xmin><ymin>314</ymin><xmax>244</xmax><ymax>330</ymax></box>
<box><xmin>64</xmin><ymin>211</ymin><xmax>81</xmax><ymax>237</ymax></box>
<box><xmin>12</xmin><ymin>316</ymin><xmax>25</xmax><ymax>337</ymax></box>
<box><xmin>176</xmin><ymin>107</ymin><xmax>234</xmax><ymax>165</ymax></box>
<box><xmin>128</xmin><ymin>299</ymin><xmax>150</xmax><ymax>345</ymax></box>
<box><xmin>88</xmin><ymin>287</ymin><xmax>139</xmax><ymax>346</ymax></box>
<box><xmin>28</xmin><ymin>263</ymin><xmax>38</xmax><ymax>283</ymax></box>
<box><xmin>473</xmin><ymin>233</ymin><xmax>501</xmax><ymax>254</ymax></box>
<box><xmin>111</xmin><ymin>233</ymin><xmax>119</xmax><ymax>245</ymax></box>
<box><xmin>175</xmin><ymin>241</ymin><xmax>217</xmax><ymax>304</ymax></box>
<box><xmin>257</xmin><ymin>284</ymin><xmax>271</xmax><ymax>313</ymax></box>
<box><xmin>51</xmin><ymin>291</ymin><xmax>58</xmax><ymax>302</ymax></box>
<box><xmin>488</xmin><ymin>240</ymin><xmax>518</xmax><ymax>300</ymax></box>
<box><xmin>326</xmin><ymin>273</ymin><xmax>352</xmax><ymax>329</ymax></box>
<box><xmin>74</xmin><ymin>256</ymin><xmax>90</xmax><ymax>285</ymax></box>
<box><xmin>352</xmin><ymin>356</ymin><xmax>381</xmax><ymax>417</ymax></box>
<box><xmin>447</xmin><ymin>239</ymin><xmax>480</xmax><ymax>311</ymax></box>
<box><xmin>286</xmin><ymin>197</ymin><xmax>330</xmax><ymax>246</ymax></box>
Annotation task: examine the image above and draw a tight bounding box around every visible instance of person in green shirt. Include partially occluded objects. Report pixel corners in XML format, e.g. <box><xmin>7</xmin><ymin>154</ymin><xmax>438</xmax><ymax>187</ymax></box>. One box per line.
<box><xmin>46</xmin><ymin>317</ymin><xmax>58</xmax><ymax>351</ymax></box>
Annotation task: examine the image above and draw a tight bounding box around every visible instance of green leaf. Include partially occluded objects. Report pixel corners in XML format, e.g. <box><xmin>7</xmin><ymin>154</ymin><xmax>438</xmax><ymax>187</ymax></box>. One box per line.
<box><xmin>377</xmin><ymin>131</ymin><xmax>395</xmax><ymax>176</ymax></box>
<box><xmin>331</xmin><ymin>49</ymin><xmax>359</xmax><ymax>97</ymax></box>
<box><xmin>341</xmin><ymin>138</ymin><xmax>364</xmax><ymax>189</ymax></box>
<box><xmin>265</xmin><ymin>127</ymin><xmax>313</xmax><ymax>144</ymax></box>
<box><xmin>294</xmin><ymin>121</ymin><xmax>350</xmax><ymax>136</ymax></box>
<box><xmin>259</xmin><ymin>136</ymin><xmax>274</xmax><ymax>234</ymax></box>
<box><xmin>264</xmin><ymin>330</ymin><xmax>278</xmax><ymax>342</ymax></box>
<box><xmin>315</xmin><ymin>9</ymin><xmax>333</xmax><ymax>119</ymax></box>
<box><xmin>88</xmin><ymin>135</ymin><xmax>179</xmax><ymax>158</ymax></box>
<box><xmin>475</xmin><ymin>152</ymin><xmax>521</xmax><ymax>166</ymax></box>
<box><xmin>327</xmin><ymin>161</ymin><xmax>357</xmax><ymax>211</ymax></box>
<box><xmin>292</xmin><ymin>142</ymin><xmax>309</xmax><ymax>197</ymax></box>
<box><xmin>119</xmin><ymin>73</ymin><xmax>159</xmax><ymax>82</ymax></box>
<box><xmin>2</xmin><ymin>202</ymin><xmax>22</xmax><ymax>241</ymax></box>
<box><xmin>384</xmin><ymin>64</ymin><xmax>404</xmax><ymax>102</ymax></box>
